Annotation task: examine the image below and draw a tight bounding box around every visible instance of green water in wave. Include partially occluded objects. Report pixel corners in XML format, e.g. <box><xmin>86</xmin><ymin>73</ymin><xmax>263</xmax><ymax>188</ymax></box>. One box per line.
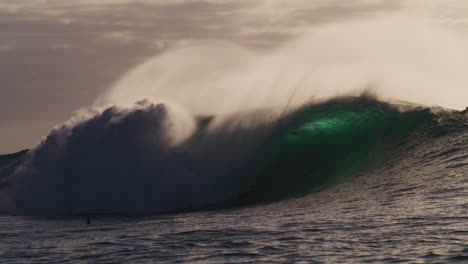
<box><xmin>238</xmin><ymin>100</ymin><xmax>434</xmax><ymax>203</ymax></box>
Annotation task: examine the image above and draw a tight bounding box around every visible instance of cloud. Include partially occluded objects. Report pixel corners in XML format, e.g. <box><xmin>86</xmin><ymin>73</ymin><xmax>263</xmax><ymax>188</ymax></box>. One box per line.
<box><xmin>0</xmin><ymin>0</ymin><xmax>403</xmax><ymax>42</ymax></box>
<box><xmin>291</xmin><ymin>1</ymin><xmax>400</xmax><ymax>24</ymax></box>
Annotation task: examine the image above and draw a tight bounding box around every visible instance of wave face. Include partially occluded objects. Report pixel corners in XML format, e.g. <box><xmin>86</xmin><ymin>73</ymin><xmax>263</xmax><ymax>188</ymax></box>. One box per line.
<box><xmin>235</xmin><ymin>98</ymin><xmax>437</xmax><ymax>204</ymax></box>
<box><xmin>3</xmin><ymin>96</ymin><xmax>464</xmax><ymax>216</ymax></box>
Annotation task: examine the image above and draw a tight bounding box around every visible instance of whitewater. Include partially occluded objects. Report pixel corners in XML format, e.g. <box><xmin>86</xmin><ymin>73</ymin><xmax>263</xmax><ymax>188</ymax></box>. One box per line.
<box><xmin>0</xmin><ymin>16</ymin><xmax>467</xmax><ymax>263</ymax></box>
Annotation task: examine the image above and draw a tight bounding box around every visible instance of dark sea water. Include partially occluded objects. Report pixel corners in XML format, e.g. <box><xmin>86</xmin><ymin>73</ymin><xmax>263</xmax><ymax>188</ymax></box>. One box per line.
<box><xmin>0</xmin><ymin>100</ymin><xmax>467</xmax><ymax>263</ymax></box>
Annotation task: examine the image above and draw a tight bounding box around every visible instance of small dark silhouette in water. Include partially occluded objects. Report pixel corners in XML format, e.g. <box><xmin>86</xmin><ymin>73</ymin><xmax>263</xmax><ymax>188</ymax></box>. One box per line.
<box><xmin>86</xmin><ymin>216</ymin><xmax>91</xmax><ymax>225</ymax></box>
<box><xmin>461</xmin><ymin>107</ymin><xmax>468</xmax><ymax>115</ymax></box>
<box><xmin>289</xmin><ymin>130</ymin><xmax>300</xmax><ymax>135</ymax></box>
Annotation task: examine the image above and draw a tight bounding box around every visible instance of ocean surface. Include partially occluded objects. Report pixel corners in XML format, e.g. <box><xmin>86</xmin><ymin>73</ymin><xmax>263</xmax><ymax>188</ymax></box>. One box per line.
<box><xmin>0</xmin><ymin>98</ymin><xmax>467</xmax><ymax>263</ymax></box>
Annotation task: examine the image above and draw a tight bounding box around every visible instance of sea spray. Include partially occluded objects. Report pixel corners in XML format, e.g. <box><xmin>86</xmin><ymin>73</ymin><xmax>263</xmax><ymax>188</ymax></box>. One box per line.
<box><xmin>99</xmin><ymin>16</ymin><xmax>468</xmax><ymax>113</ymax></box>
<box><xmin>10</xmin><ymin>101</ymin><xmax>202</xmax><ymax>215</ymax></box>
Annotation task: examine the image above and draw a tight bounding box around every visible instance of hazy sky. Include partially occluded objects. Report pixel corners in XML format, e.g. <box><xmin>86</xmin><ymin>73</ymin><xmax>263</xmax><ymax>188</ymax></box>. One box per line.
<box><xmin>1</xmin><ymin>0</ymin><xmax>467</xmax><ymax>153</ymax></box>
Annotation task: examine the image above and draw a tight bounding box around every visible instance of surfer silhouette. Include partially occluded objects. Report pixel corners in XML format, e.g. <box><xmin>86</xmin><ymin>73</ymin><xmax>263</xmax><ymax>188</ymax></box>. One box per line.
<box><xmin>86</xmin><ymin>216</ymin><xmax>91</xmax><ymax>225</ymax></box>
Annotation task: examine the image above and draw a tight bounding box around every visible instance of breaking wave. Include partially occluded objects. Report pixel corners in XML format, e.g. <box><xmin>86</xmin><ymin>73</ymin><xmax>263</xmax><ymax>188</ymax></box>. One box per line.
<box><xmin>2</xmin><ymin>96</ymin><xmax>465</xmax><ymax>216</ymax></box>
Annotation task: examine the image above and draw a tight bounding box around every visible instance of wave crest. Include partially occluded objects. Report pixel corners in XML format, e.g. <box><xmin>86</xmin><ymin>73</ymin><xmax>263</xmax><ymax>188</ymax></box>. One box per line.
<box><xmin>2</xmin><ymin>96</ymin><xmax>442</xmax><ymax>216</ymax></box>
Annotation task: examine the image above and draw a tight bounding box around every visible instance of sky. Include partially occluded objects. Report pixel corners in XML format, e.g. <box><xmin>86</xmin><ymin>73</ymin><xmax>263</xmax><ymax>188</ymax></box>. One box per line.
<box><xmin>1</xmin><ymin>0</ymin><xmax>468</xmax><ymax>154</ymax></box>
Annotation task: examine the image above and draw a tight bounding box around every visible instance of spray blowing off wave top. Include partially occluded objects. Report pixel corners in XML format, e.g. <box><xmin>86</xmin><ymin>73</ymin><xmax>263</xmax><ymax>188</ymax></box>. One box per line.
<box><xmin>98</xmin><ymin>16</ymin><xmax>468</xmax><ymax>112</ymax></box>
<box><xmin>1</xmin><ymin>16</ymin><xmax>468</xmax><ymax>215</ymax></box>
<box><xmin>2</xmin><ymin>97</ymin><xmax>444</xmax><ymax>215</ymax></box>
